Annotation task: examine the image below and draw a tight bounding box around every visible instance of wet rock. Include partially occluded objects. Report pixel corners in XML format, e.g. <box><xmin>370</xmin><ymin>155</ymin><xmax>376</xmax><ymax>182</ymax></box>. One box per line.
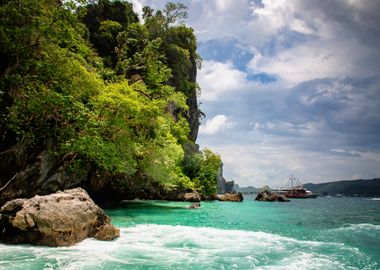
<box><xmin>255</xmin><ymin>190</ymin><xmax>290</xmax><ymax>202</ymax></box>
<box><xmin>94</xmin><ymin>224</ymin><xmax>120</xmax><ymax>241</ymax></box>
<box><xmin>217</xmin><ymin>192</ymin><xmax>244</xmax><ymax>202</ymax></box>
<box><xmin>0</xmin><ymin>188</ymin><xmax>119</xmax><ymax>246</ymax></box>
<box><xmin>186</xmin><ymin>202</ymin><xmax>201</xmax><ymax>209</ymax></box>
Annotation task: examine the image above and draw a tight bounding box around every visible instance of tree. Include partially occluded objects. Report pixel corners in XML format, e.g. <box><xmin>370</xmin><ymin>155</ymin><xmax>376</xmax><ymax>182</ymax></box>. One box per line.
<box><xmin>183</xmin><ymin>148</ymin><xmax>221</xmax><ymax>195</ymax></box>
<box><xmin>93</xmin><ymin>20</ymin><xmax>122</xmax><ymax>66</ymax></box>
<box><xmin>78</xmin><ymin>0</ymin><xmax>138</xmax><ymax>67</ymax></box>
<box><xmin>164</xmin><ymin>2</ymin><xmax>187</xmax><ymax>25</ymax></box>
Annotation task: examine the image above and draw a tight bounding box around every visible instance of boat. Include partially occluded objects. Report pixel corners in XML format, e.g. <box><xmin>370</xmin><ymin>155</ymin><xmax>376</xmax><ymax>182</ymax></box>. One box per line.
<box><xmin>276</xmin><ymin>176</ymin><xmax>318</xmax><ymax>199</ymax></box>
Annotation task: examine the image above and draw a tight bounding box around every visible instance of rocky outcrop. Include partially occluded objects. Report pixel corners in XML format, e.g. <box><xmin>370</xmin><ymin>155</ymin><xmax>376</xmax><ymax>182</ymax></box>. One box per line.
<box><xmin>255</xmin><ymin>190</ymin><xmax>290</xmax><ymax>202</ymax></box>
<box><xmin>183</xmin><ymin>192</ymin><xmax>201</xmax><ymax>202</ymax></box>
<box><xmin>0</xmin><ymin>151</ymin><xmax>89</xmax><ymax>206</ymax></box>
<box><xmin>216</xmin><ymin>163</ymin><xmax>235</xmax><ymax>194</ymax></box>
<box><xmin>207</xmin><ymin>194</ymin><xmax>218</xmax><ymax>201</ymax></box>
<box><xmin>217</xmin><ymin>192</ymin><xmax>243</xmax><ymax>202</ymax></box>
<box><xmin>0</xmin><ymin>188</ymin><xmax>119</xmax><ymax>246</ymax></box>
<box><xmin>86</xmin><ymin>177</ymin><xmax>201</xmax><ymax>204</ymax></box>
<box><xmin>186</xmin><ymin>202</ymin><xmax>200</xmax><ymax>209</ymax></box>
<box><xmin>94</xmin><ymin>224</ymin><xmax>120</xmax><ymax>241</ymax></box>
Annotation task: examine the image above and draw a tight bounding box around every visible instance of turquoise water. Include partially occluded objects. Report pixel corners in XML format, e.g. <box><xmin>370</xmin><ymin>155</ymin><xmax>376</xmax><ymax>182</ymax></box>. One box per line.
<box><xmin>1</xmin><ymin>196</ymin><xmax>380</xmax><ymax>269</ymax></box>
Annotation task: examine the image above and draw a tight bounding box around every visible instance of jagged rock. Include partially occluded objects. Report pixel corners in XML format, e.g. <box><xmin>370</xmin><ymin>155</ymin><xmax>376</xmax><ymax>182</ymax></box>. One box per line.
<box><xmin>217</xmin><ymin>192</ymin><xmax>244</xmax><ymax>202</ymax></box>
<box><xmin>200</xmin><ymin>193</ymin><xmax>221</xmax><ymax>201</ymax></box>
<box><xmin>216</xmin><ymin>163</ymin><xmax>235</xmax><ymax>194</ymax></box>
<box><xmin>0</xmin><ymin>151</ymin><xmax>89</xmax><ymax>206</ymax></box>
<box><xmin>255</xmin><ymin>190</ymin><xmax>290</xmax><ymax>202</ymax></box>
<box><xmin>186</xmin><ymin>202</ymin><xmax>201</xmax><ymax>209</ymax></box>
<box><xmin>209</xmin><ymin>194</ymin><xmax>218</xmax><ymax>200</ymax></box>
<box><xmin>183</xmin><ymin>192</ymin><xmax>201</xmax><ymax>202</ymax></box>
<box><xmin>94</xmin><ymin>224</ymin><xmax>120</xmax><ymax>241</ymax></box>
<box><xmin>0</xmin><ymin>188</ymin><xmax>119</xmax><ymax>246</ymax></box>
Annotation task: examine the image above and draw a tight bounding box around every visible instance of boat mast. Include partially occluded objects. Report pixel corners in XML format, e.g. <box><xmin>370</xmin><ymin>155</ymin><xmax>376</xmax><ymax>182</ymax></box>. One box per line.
<box><xmin>290</xmin><ymin>175</ymin><xmax>294</xmax><ymax>189</ymax></box>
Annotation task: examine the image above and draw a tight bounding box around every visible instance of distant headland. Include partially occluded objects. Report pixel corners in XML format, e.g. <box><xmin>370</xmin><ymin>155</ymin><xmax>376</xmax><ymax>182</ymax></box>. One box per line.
<box><xmin>235</xmin><ymin>178</ymin><xmax>380</xmax><ymax>197</ymax></box>
<box><xmin>303</xmin><ymin>178</ymin><xmax>380</xmax><ymax>197</ymax></box>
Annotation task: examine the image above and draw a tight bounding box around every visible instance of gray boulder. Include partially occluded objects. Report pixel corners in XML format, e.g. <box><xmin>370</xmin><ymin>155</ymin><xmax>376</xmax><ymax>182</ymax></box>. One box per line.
<box><xmin>255</xmin><ymin>190</ymin><xmax>290</xmax><ymax>202</ymax></box>
<box><xmin>0</xmin><ymin>188</ymin><xmax>119</xmax><ymax>246</ymax></box>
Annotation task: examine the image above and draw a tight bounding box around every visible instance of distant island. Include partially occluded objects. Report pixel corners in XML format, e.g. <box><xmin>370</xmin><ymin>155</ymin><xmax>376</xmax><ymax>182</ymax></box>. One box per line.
<box><xmin>304</xmin><ymin>178</ymin><xmax>380</xmax><ymax>197</ymax></box>
<box><xmin>235</xmin><ymin>178</ymin><xmax>380</xmax><ymax>197</ymax></box>
<box><xmin>234</xmin><ymin>184</ymin><xmax>259</xmax><ymax>194</ymax></box>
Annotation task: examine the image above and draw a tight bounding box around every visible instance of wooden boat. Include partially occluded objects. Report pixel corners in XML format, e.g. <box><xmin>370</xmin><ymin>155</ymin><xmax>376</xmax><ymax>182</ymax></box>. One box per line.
<box><xmin>276</xmin><ymin>176</ymin><xmax>318</xmax><ymax>199</ymax></box>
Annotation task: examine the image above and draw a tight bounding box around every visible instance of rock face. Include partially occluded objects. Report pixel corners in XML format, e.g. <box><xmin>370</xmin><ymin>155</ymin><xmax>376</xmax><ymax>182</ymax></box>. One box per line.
<box><xmin>0</xmin><ymin>188</ymin><xmax>119</xmax><ymax>246</ymax></box>
<box><xmin>217</xmin><ymin>192</ymin><xmax>244</xmax><ymax>202</ymax></box>
<box><xmin>255</xmin><ymin>190</ymin><xmax>290</xmax><ymax>202</ymax></box>
<box><xmin>183</xmin><ymin>192</ymin><xmax>201</xmax><ymax>202</ymax></box>
<box><xmin>0</xmin><ymin>151</ymin><xmax>89</xmax><ymax>206</ymax></box>
<box><xmin>216</xmin><ymin>163</ymin><xmax>235</xmax><ymax>194</ymax></box>
<box><xmin>94</xmin><ymin>224</ymin><xmax>120</xmax><ymax>241</ymax></box>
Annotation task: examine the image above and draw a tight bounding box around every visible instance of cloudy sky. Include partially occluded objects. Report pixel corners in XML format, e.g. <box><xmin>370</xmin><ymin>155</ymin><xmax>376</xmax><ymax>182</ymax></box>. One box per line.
<box><xmin>132</xmin><ymin>0</ymin><xmax>380</xmax><ymax>188</ymax></box>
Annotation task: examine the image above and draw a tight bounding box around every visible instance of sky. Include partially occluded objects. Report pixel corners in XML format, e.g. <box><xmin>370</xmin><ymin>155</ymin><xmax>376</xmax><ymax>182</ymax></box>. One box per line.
<box><xmin>131</xmin><ymin>0</ymin><xmax>380</xmax><ymax>188</ymax></box>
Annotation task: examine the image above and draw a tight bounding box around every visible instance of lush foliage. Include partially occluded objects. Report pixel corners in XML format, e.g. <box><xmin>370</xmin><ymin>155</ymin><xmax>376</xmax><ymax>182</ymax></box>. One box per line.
<box><xmin>183</xmin><ymin>149</ymin><xmax>222</xmax><ymax>195</ymax></box>
<box><xmin>0</xmin><ymin>0</ymin><xmax>220</xmax><ymax>195</ymax></box>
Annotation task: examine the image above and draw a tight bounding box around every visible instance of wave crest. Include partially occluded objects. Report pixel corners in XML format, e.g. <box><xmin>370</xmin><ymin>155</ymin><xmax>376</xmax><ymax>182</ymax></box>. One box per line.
<box><xmin>337</xmin><ymin>223</ymin><xmax>380</xmax><ymax>231</ymax></box>
<box><xmin>0</xmin><ymin>224</ymin><xmax>376</xmax><ymax>270</ymax></box>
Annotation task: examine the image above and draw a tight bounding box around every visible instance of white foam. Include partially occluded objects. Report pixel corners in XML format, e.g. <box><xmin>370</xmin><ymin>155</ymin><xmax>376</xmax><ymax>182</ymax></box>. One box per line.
<box><xmin>337</xmin><ymin>223</ymin><xmax>380</xmax><ymax>231</ymax></box>
<box><xmin>0</xmin><ymin>225</ymin><xmax>374</xmax><ymax>269</ymax></box>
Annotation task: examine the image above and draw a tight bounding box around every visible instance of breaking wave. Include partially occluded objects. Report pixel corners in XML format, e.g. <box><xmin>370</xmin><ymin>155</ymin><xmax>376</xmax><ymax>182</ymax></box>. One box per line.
<box><xmin>335</xmin><ymin>223</ymin><xmax>380</xmax><ymax>232</ymax></box>
<box><xmin>0</xmin><ymin>224</ymin><xmax>377</xmax><ymax>270</ymax></box>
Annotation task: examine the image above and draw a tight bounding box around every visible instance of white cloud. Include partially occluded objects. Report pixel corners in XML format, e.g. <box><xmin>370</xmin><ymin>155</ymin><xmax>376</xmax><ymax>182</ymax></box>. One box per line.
<box><xmin>188</xmin><ymin>0</ymin><xmax>256</xmax><ymax>43</ymax></box>
<box><xmin>253</xmin><ymin>120</ymin><xmax>322</xmax><ymax>137</ymax></box>
<box><xmin>199</xmin><ymin>115</ymin><xmax>235</xmax><ymax>135</ymax></box>
<box><xmin>130</xmin><ymin>0</ymin><xmax>145</xmax><ymax>19</ymax></box>
<box><xmin>206</xmin><ymin>142</ymin><xmax>380</xmax><ymax>188</ymax></box>
<box><xmin>249</xmin><ymin>38</ymin><xmax>379</xmax><ymax>85</ymax></box>
<box><xmin>330</xmin><ymin>148</ymin><xmax>360</xmax><ymax>156</ymax></box>
<box><xmin>198</xmin><ymin>61</ymin><xmax>249</xmax><ymax>101</ymax></box>
<box><xmin>187</xmin><ymin>0</ymin><xmax>380</xmax><ymax>85</ymax></box>
<box><xmin>131</xmin><ymin>0</ymin><xmax>380</xmax><ymax>186</ymax></box>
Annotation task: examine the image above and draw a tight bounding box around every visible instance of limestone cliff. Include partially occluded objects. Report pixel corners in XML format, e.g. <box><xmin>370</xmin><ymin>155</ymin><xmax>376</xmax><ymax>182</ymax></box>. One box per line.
<box><xmin>0</xmin><ymin>151</ymin><xmax>88</xmax><ymax>206</ymax></box>
<box><xmin>167</xmin><ymin>42</ymin><xmax>200</xmax><ymax>142</ymax></box>
<box><xmin>186</xmin><ymin>56</ymin><xmax>200</xmax><ymax>142</ymax></box>
<box><xmin>216</xmin><ymin>163</ymin><xmax>235</xmax><ymax>194</ymax></box>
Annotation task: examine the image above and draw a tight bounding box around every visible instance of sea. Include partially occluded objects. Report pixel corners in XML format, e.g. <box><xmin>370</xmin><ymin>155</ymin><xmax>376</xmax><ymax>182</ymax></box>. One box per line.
<box><xmin>0</xmin><ymin>195</ymin><xmax>379</xmax><ymax>269</ymax></box>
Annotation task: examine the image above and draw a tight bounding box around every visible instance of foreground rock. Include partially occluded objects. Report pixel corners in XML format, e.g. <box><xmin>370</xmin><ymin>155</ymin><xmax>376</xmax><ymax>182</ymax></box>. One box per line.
<box><xmin>0</xmin><ymin>188</ymin><xmax>119</xmax><ymax>246</ymax></box>
<box><xmin>217</xmin><ymin>192</ymin><xmax>243</xmax><ymax>202</ymax></box>
<box><xmin>255</xmin><ymin>190</ymin><xmax>290</xmax><ymax>202</ymax></box>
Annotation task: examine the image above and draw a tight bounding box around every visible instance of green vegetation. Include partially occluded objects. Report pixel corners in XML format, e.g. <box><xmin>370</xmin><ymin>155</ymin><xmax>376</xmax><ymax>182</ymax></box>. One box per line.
<box><xmin>0</xmin><ymin>0</ymin><xmax>220</xmax><ymax>197</ymax></box>
<box><xmin>183</xmin><ymin>149</ymin><xmax>222</xmax><ymax>195</ymax></box>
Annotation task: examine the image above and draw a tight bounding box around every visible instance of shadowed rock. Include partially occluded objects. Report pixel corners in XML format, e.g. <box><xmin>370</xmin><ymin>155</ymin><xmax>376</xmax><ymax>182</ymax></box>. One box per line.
<box><xmin>217</xmin><ymin>192</ymin><xmax>243</xmax><ymax>202</ymax></box>
<box><xmin>0</xmin><ymin>188</ymin><xmax>119</xmax><ymax>246</ymax></box>
<box><xmin>94</xmin><ymin>224</ymin><xmax>120</xmax><ymax>241</ymax></box>
<box><xmin>186</xmin><ymin>202</ymin><xmax>201</xmax><ymax>209</ymax></box>
<box><xmin>255</xmin><ymin>190</ymin><xmax>290</xmax><ymax>202</ymax></box>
